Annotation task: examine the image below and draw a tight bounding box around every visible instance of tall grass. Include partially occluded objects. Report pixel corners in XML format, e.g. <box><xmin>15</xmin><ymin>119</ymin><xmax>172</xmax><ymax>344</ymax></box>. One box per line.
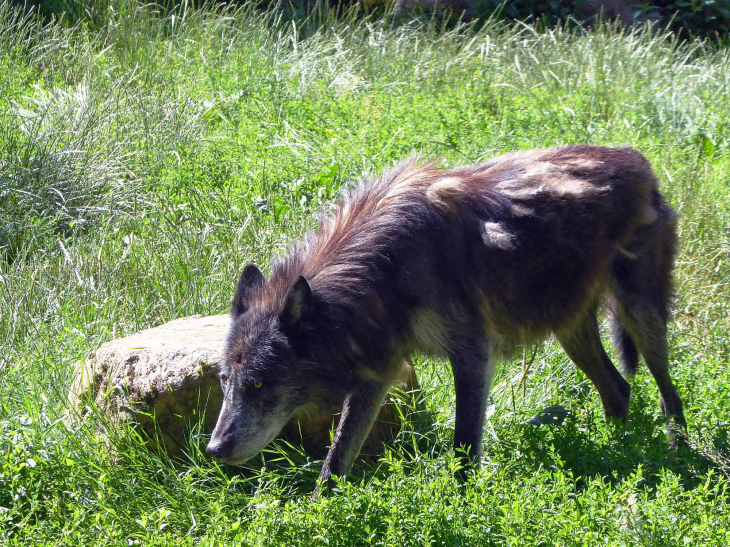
<box><xmin>1</xmin><ymin>1</ymin><xmax>730</xmax><ymax>544</ymax></box>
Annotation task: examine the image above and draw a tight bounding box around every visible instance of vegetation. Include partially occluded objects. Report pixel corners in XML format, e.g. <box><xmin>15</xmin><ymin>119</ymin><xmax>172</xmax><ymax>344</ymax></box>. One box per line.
<box><xmin>1</xmin><ymin>1</ymin><xmax>730</xmax><ymax>544</ymax></box>
<box><xmin>14</xmin><ymin>0</ymin><xmax>730</xmax><ymax>40</ymax></box>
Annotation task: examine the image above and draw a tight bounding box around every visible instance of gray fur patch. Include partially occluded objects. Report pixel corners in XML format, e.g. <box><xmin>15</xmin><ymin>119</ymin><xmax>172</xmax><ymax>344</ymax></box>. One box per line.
<box><xmin>482</xmin><ymin>222</ymin><xmax>516</xmax><ymax>250</ymax></box>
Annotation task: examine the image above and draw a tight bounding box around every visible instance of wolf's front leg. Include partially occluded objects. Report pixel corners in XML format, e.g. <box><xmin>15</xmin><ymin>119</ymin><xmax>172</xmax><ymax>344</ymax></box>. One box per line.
<box><xmin>449</xmin><ymin>338</ymin><xmax>494</xmax><ymax>478</ymax></box>
<box><xmin>313</xmin><ymin>380</ymin><xmax>391</xmax><ymax>498</ymax></box>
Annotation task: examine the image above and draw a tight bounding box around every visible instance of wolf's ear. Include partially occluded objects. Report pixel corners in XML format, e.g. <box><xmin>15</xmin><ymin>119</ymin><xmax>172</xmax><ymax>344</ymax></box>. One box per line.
<box><xmin>281</xmin><ymin>276</ymin><xmax>312</xmax><ymax>328</ymax></box>
<box><xmin>231</xmin><ymin>264</ymin><xmax>264</xmax><ymax>317</ymax></box>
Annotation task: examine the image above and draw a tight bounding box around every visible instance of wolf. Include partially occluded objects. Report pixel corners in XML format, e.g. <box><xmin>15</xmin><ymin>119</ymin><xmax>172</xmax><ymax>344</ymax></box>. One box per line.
<box><xmin>206</xmin><ymin>145</ymin><xmax>686</xmax><ymax>494</ymax></box>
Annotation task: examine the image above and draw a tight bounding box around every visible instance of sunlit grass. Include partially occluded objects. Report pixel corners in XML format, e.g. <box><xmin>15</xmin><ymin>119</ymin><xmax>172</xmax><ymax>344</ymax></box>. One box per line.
<box><xmin>1</xmin><ymin>0</ymin><xmax>730</xmax><ymax>544</ymax></box>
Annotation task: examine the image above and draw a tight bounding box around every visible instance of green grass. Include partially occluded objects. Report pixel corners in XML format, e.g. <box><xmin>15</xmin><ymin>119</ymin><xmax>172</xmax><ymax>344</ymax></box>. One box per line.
<box><xmin>2</xmin><ymin>1</ymin><xmax>730</xmax><ymax>544</ymax></box>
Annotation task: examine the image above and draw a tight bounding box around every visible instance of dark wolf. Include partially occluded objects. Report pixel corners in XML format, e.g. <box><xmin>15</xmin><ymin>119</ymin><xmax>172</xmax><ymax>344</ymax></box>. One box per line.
<box><xmin>207</xmin><ymin>145</ymin><xmax>686</xmax><ymax>493</ymax></box>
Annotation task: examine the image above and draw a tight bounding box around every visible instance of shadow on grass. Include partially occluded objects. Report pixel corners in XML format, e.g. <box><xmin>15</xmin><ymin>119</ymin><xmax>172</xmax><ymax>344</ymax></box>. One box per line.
<box><xmin>501</xmin><ymin>387</ymin><xmax>724</xmax><ymax>493</ymax></box>
<box><xmin>260</xmin><ymin>387</ymin><xmax>729</xmax><ymax>497</ymax></box>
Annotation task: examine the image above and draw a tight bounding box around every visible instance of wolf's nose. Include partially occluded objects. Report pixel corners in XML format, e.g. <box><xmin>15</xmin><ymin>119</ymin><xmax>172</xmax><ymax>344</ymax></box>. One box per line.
<box><xmin>206</xmin><ymin>440</ymin><xmax>230</xmax><ymax>458</ymax></box>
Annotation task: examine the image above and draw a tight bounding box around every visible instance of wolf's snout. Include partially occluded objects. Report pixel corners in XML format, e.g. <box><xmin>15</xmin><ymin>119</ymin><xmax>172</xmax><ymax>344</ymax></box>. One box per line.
<box><xmin>206</xmin><ymin>420</ymin><xmax>234</xmax><ymax>458</ymax></box>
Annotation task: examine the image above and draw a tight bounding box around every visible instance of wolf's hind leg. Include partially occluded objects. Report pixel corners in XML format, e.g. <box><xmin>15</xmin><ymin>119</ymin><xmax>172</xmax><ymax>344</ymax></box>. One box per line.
<box><xmin>556</xmin><ymin>304</ymin><xmax>631</xmax><ymax>420</ymax></box>
<box><xmin>610</xmin><ymin>211</ymin><xmax>686</xmax><ymax>446</ymax></box>
<box><xmin>611</xmin><ymin>270</ymin><xmax>686</xmax><ymax>444</ymax></box>
<box><xmin>621</xmin><ymin>304</ymin><xmax>686</xmax><ymax>441</ymax></box>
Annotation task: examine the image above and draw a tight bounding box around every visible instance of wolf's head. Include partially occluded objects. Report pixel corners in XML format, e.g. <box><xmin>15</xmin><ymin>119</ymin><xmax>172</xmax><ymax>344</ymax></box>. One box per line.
<box><xmin>206</xmin><ymin>264</ymin><xmax>315</xmax><ymax>464</ymax></box>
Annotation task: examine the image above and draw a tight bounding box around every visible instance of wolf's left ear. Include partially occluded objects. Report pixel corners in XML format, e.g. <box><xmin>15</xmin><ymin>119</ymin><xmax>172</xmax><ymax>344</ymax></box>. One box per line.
<box><xmin>231</xmin><ymin>264</ymin><xmax>264</xmax><ymax>318</ymax></box>
<box><xmin>281</xmin><ymin>276</ymin><xmax>312</xmax><ymax>327</ymax></box>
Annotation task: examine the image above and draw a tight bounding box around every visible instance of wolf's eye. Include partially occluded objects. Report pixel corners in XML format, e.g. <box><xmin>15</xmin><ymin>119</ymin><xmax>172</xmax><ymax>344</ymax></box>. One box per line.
<box><xmin>220</xmin><ymin>375</ymin><xmax>229</xmax><ymax>386</ymax></box>
<box><xmin>253</xmin><ymin>381</ymin><xmax>263</xmax><ymax>389</ymax></box>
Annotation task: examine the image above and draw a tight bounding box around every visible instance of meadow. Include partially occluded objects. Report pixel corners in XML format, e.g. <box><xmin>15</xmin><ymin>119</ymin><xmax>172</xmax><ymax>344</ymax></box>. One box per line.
<box><xmin>1</xmin><ymin>1</ymin><xmax>730</xmax><ymax>544</ymax></box>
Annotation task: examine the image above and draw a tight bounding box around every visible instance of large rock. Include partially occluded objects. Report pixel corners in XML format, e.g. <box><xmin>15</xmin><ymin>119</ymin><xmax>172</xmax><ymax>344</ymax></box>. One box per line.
<box><xmin>67</xmin><ymin>315</ymin><xmax>421</xmax><ymax>459</ymax></box>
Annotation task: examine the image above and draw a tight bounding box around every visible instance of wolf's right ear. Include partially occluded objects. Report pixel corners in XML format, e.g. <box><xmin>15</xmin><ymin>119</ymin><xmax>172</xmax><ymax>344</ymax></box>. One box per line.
<box><xmin>231</xmin><ymin>264</ymin><xmax>264</xmax><ymax>317</ymax></box>
<box><xmin>281</xmin><ymin>275</ymin><xmax>312</xmax><ymax>328</ymax></box>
